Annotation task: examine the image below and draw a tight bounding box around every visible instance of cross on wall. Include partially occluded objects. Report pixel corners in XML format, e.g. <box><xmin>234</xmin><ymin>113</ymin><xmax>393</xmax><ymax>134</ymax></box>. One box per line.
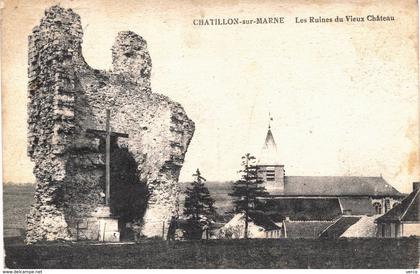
<box><xmin>86</xmin><ymin>109</ymin><xmax>129</xmax><ymax>206</ymax></box>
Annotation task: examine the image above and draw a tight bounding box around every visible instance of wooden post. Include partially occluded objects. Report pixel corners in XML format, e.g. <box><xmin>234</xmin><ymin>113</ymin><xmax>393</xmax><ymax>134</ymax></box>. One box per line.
<box><xmin>86</xmin><ymin>109</ymin><xmax>128</xmax><ymax>208</ymax></box>
<box><xmin>103</xmin><ymin>222</ymin><xmax>107</xmax><ymax>242</ymax></box>
<box><xmin>162</xmin><ymin>221</ymin><xmax>165</xmax><ymax>240</ymax></box>
<box><xmin>105</xmin><ymin>109</ymin><xmax>111</xmax><ymax>206</ymax></box>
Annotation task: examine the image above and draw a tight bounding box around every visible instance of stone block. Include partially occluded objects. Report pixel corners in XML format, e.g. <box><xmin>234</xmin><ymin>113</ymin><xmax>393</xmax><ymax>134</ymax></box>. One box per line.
<box><xmin>92</xmin><ymin>206</ymin><xmax>112</xmax><ymax>218</ymax></box>
<box><xmin>98</xmin><ymin>218</ymin><xmax>119</xmax><ymax>242</ymax></box>
<box><xmin>103</xmin><ymin>231</ymin><xmax>120</xmax><ymax>242</ymax></box>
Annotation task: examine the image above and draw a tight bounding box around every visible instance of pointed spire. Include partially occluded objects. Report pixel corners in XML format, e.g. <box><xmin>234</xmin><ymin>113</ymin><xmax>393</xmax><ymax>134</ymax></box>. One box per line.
<box><xmin>258</xmin><ymin>114</ymin><xmax>281</xmax><ymax>165</ymax></box>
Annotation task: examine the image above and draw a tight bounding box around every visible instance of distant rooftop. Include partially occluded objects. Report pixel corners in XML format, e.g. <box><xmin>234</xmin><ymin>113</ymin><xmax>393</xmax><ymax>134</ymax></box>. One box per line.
<box><xmin>319</xmin><ymin>216</ymin><xmax>362</xmax><ymax>239</ymax></box>
<box><xmin>283</xmin><ymin>221</ymin><xmax>334</xmax><ymax>238</ymax></box>
<box><xmin>248</xmin><ymin>210</ymin><xmax>281</xmax><ymax>231</ymax></box>
<box><xmin>269</xmin><ymin>176</ymin><xmax>403</xmax><ymax>197</ymax></box>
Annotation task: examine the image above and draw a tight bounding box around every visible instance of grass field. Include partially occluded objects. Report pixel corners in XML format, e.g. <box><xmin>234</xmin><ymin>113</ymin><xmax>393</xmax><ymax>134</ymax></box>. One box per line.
<box><xmin>2</xmin><ymin>181</ymin><xmax>234</xmax><ymax>239</ymax></box>
<box><xmin>3</xmin><ymin>183</ymin><xmax>420</xmax><ymax>269</ymax></box>
<box><xmin>4</xmin><ymin>237</ymin><xmax>419</xmax><ymax>269</ymax></box>
<box><xmin>3</xmin><ymin>183</ymin><xmax>35</xmax><ymax>238</ymax></box>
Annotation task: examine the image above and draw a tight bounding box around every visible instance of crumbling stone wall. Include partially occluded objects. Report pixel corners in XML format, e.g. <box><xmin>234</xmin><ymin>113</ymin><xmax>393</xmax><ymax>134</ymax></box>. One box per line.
<box><xmin>26</xmin><ymin>6</ymin><xmax>194</xmax><ymax>243</ymax></box>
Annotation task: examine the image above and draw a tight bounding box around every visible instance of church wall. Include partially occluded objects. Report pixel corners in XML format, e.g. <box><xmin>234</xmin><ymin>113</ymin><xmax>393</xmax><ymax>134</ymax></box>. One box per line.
<box><xmin>371</xmin><ymin>197</ymin><xmax>401</xmax><ymax>215</ymax></box>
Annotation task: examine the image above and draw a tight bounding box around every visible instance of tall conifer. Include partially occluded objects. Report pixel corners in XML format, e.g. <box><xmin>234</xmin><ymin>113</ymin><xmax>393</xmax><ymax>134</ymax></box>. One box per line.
<box><xmin>229</xmin><ymin>153</ymin><xmax>269</xmax><ymax>238</ymax></box>
<box><xmin>183</xmin><ymin>169</ymin><xmax>216</xmax><ymax>239</ymax></box>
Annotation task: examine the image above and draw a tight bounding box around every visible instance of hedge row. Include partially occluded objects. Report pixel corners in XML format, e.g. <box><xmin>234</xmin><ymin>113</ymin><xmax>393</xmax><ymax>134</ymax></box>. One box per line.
<box><xmin>4</xmin><ymin>237</ymin><xmax>419</xmax><ymax>269</ymax></box>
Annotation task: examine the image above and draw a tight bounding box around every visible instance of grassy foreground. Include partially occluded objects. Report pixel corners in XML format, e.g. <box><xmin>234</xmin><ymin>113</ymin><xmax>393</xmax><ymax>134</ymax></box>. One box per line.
<box><xmin>4</xmin><ymin>237</ymin><xmax>419</xmax><ymax>269</ymax></box>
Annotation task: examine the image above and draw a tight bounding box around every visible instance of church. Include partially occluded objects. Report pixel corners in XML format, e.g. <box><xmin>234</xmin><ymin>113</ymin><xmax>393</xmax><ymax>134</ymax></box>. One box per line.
<box><xmin>257</xmin><ymin>122</ymin><xmax>406</xmax><ymax>238</ymax></box>
<box><xmin>219</xmin><ymin>122</ymin><xmax>406</xmax><ymax>239</ymax></box>
<box><xmin>257</xmin><ymin>123</ymin><xmax>404</xmax><ymax>215</ymax></box>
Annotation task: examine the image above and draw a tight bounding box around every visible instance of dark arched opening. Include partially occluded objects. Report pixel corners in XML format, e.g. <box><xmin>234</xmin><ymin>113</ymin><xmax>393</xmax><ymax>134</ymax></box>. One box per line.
<box><xmin>100</xmin><ymin>139</ymin><xmax>149</xmax><ymax>241</ymax></box>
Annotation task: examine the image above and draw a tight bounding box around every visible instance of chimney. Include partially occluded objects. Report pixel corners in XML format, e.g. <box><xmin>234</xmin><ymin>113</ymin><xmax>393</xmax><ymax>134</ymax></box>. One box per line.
<box><xmin>413</xmin><ymin>182</ymin><xmax>420</xmax><ymax>191</ymax></box>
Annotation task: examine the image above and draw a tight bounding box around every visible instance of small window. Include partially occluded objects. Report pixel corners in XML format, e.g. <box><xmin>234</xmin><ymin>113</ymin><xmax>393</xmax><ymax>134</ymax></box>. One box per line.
<box><xmin>384</xmin><ymin>199</ymin><xmax>390</xmax><ymax>213</ymax></box>
<box><xmin>373</xmin><ymin>202</ymin><xmax>382</xmax><ymax>214</ymax></box>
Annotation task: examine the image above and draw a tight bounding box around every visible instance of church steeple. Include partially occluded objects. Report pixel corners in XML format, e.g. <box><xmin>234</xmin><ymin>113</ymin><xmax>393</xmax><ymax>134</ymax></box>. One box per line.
<box><xmin>258</xmin><ymin>116</ymin><xmax>282</xmax><ymax>166</ymax></box>
<box><xmin>257</xmin><ymin>114</ymin><xmax>285</xmax><ymax>194</ymax></box>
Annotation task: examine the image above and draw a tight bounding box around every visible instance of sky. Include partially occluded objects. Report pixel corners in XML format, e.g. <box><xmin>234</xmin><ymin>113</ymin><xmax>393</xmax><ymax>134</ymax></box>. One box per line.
<box><xmin>2</xmin><ymin>0</ymin><xmax>419</xmax><ymax>193</ymax></box>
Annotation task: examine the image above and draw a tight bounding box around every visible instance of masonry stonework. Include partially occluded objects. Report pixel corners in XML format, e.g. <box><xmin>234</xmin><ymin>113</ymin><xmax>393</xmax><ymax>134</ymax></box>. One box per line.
<box><xmin>26</xmin><ymin>5</ymin><xmax>194</xmax><ymax>243</ymax></box>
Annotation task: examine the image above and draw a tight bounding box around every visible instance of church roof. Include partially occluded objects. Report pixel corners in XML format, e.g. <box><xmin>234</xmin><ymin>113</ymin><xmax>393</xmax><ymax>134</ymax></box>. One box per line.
<box><xmin>338</xmin><ymin>197</ymin><xmax>377</xmax><ymax>215</ymax></box>
<box><xmin>268</xmin><ymin>176</ymin><xmax>402</xmax><ymax>197</ymax></box>
<box><xmin>376</xmin><ymin>187</ymin><xmax>420</xmax><ymax>223</ymax></box>
<box><xmin>262</xmin><ymin>197</ymin><xmax>342</xmax><ymax>221</ymax></box>
<box><xmin>258</xmin><ymin>127</ymin><xmax>282</xmax><ymax>166</ymax></box>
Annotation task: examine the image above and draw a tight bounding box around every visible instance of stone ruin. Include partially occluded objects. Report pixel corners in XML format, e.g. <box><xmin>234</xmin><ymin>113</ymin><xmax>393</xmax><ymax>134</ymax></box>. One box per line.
<box><xmin>26</xmin><ymin>5</ymin><xmax>195</xmax><ymax>243</ymax></box>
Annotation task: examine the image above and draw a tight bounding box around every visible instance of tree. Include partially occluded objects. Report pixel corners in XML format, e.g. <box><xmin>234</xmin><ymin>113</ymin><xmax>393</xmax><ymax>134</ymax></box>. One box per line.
<box><xmin>183</xmin><ymin>169</ymin><xmax>216</xmax><ymax>239</ymax></box>
<box><xmin>229</xmin><ymin>153</ymin><xmax>269</xmax><ymax>238</ymax></box>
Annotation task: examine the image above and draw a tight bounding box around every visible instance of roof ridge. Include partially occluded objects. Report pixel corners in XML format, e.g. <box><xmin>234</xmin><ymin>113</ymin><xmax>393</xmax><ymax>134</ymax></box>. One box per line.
<box><xmin>319</xmin><ymin>216</ymin><xmax>342</xmax><ymax>237</ymax></box>
<box><xmin>400</xmin><ymin>188</ymin><xmax>420</xmax><ymax>221</ymax></box>
<box><xmin>338</xmin><ymin>198</ymin><xmax>344</xmax><ymax>214</ymax></box>
<box><xmin>283</xmin><ymin>176</ymin><xmax>402</xmax><ymax>196</ymax></box>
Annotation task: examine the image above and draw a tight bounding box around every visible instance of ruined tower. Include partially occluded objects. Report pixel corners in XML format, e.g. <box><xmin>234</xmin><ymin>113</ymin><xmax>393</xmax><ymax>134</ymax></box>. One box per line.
<box><xmin>26</xmin><ymin>6</ymin><xmax>194</xmax><ymax>243</ymax></box>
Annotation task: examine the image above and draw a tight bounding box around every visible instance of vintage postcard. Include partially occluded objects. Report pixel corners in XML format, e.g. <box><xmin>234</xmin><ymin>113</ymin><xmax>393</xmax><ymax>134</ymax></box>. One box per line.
<box><xmin>1</xmin><ymin>0</ymin><xmax>419</xmax><ymax>269</ymax></box>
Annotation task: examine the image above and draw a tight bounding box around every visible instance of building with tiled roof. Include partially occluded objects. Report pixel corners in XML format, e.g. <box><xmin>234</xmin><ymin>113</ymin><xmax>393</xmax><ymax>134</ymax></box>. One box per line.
<box><xmin>257</xmin><ymin>122</ymin><xmax>405</xmax><ymax>217</ymax></box>
<box><xmin>340</xmin><ymin>215</ymin><xmax>378</xmax><ymax>238</ymax></box>
<box><xmin>282</xmin><ymin>220</ymin><xmax>334</xmax><ymax>239</ymax></box>
<box><xmin>216</xmin><ymin>210</ymin><xmax>282</xmax><ymax>239</ymax></box>
<box><xmin>219</xmin><ymin>121</ymin><xmax>409</xmax><ymax>239</ymax></box>
<box><xmin>279</xmin><ymin>176</ymin><xmax>402</xmax><ymax>197</ymax></box>
<box><xmin>319</xmin><ymin>216</ymin><xmax>362</xmax><ymax>239</ymax></box>
<box><xmin>375</xmin><ymin>183</ymin><xmax>420</xmax><ymax>238</ymax></box>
